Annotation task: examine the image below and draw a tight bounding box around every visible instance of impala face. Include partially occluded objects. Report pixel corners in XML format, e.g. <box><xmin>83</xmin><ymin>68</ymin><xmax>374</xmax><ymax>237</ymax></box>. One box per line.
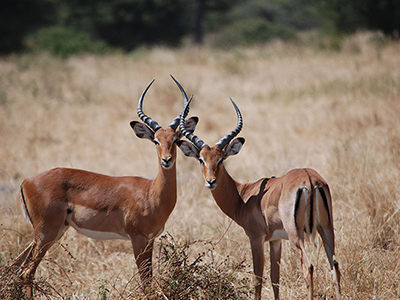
<box><xmin>155</xmin><ymin>128</ymin><xmax>179</xmax><ymax>169</ymax></box>
<box><xmin>130</xmin><ymin>76</ymin><xmax>198</xmax><ymax>171</ymax></box>
<box><xmin>179</xmin><ymin>138</ymin><xmax>244</xmax><ymax>189</ymax></box>
<box><xmin>131</xmin><ymin>119</ymin><xmax>197</xmax><ymax>170</ymax></box>
<box><xmin>178</xmin><ymin>96</ymin><xmax>244</xmax><ymax>189</ymax></box>
<box><xmin>198</xmin><ymin>145</ymin><xmax>223</xmax><ymax>189</ymax></box>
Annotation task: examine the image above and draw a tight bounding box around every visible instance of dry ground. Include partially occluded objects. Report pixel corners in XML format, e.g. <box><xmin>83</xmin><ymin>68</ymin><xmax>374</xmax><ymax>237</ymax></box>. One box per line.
<box><xmin>1</xmin><ymin>33</ymin><xmax>400</xmax><ymax>299</ymax></box>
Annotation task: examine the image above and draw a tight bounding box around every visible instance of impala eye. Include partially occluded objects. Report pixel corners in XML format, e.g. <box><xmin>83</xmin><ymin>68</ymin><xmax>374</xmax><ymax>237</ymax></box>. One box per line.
<box><xmin>217</xmin><ymin>158</ymin><xmax>224</xmax><ymax>165</ymax></box>
<box><xmin>199</xmin><ymin>157</ymin><xmax>205</xmax><ymax>165</ymax></box>
<box><xmin>154</xmin><ymin>139</ymin><xmax>160</xmax><ymax>146</ymax></box>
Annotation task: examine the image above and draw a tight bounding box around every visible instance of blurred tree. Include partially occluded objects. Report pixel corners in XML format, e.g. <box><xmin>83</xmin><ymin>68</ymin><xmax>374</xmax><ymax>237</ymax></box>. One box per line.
<box><xmin>60</xmin><ymin>0</ymin><xmax>192</xmax><ymax>50</ymax></box>
<box><xmin>209</xmin><ymin>0</ymin><xmax>319</xmax><ymax>47</ymax></box>
<box><xmin>364</xmin><ymin>0</ymin><xmax>400</xmax><ymax>39</ymax></box>
<box><xmin>0</xmin><ymin>0</ymin><xmax>56</xmax><ymax>54</ymax></box>
<box><xmin>320</xmin><ymin>0</ymin><xmax>400</xmax><ymax>38</ymax></box>
<box><xmin>0</xmin><ymin>0</ymin><xmax>191</xmax><ymax>54</ymax></box>
<box><xmin>2</xmin><ymin>0</ymin><xmax>399</xmax><ymax>55</ymax></box>
<box><xmin>193</xmin><ymin>0</ymin><xmax>205</xmax><ymax>44</ymax></box>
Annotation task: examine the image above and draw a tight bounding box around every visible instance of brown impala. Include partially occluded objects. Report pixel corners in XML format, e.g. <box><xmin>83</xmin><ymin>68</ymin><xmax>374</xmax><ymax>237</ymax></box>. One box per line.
<box><xmin>177</xmin><ymin>97</ymin><xmax>341</xmax><ymax>300</ymax></box>
<box><xmin>11</xmin><ymin>76</ymin><xmax>198</xmax><ymax>297</ymax></box>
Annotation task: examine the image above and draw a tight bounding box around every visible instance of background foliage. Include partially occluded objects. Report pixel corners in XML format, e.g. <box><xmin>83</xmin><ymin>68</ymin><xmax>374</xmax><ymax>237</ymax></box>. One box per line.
<box><xmin>1</xmin><ymin>0</ymin><xmax>399</xmax><ymax>57</ymax></box>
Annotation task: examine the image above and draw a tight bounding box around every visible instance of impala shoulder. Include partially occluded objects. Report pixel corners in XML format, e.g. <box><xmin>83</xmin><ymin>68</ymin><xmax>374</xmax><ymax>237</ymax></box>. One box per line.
<box><xmin>121</xmin><ymin>176</ymin><xmax>152</xmax><ymax>190</ymax></box>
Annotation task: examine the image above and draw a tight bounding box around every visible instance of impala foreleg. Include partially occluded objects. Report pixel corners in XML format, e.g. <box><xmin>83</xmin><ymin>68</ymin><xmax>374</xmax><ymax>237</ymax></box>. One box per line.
<box><xmin>269</xmin><ymin>240</ymin><xmax>282</xmax><ymax>300</ymax></box>
<box><xmin>249</xmin><ymin>236</ymin><xmax>265</xmax><ymax>300</ymax></box>
<box><xmin>132</xmin><ymin>235</ymin><xmax>154</xmax><ymax>286</ymax></box>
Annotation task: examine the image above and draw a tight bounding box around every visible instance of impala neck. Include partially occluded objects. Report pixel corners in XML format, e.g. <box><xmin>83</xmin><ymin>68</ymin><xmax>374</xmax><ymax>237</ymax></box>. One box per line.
<box><xmin>153</xmin><ymin>159</ymin><xmax>177</xmax><ymax>214</ymax></box>
<box><xmin>211</xmin><ymin>165</ymin><xmax>245</xmax><ymax>226</ymax></box>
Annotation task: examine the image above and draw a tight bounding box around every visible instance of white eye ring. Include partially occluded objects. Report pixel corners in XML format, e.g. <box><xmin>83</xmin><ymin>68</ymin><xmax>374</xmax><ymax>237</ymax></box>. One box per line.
<box><xmin>154</xmin><ymin>139</ymin><xmax>160</xmax><ymax>145</ymax></box>
<box><xmin>199</xmin><ymin>157</ymin><xmax>205</xmax><ymax>165</ymax></box>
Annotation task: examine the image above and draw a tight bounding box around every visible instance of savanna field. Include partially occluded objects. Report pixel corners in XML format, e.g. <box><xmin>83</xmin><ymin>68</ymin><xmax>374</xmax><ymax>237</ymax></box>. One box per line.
<box><xmin>1</xmin><ymin>33</ymin><xmax>400</xmax><ymax>299</ymax></box>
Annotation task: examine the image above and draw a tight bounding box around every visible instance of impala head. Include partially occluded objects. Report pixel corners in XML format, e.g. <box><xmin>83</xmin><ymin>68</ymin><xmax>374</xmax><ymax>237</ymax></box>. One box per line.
<box><xmin>131</xmin><ymin>76</ymin><xmax>198</xmax><ymax>170</ymax></box>
<box><xmin>177</xmin><ymin>97</ymin><xmax>245</xmax><ymax>189</ymax></box>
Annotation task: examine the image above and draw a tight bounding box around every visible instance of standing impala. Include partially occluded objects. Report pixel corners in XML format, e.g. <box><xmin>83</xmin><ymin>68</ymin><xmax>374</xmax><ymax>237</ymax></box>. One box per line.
<box><xmin>11</xmin><ymin>76</ymin><xmax>198</xmax><ymax>297</ymax></box>
<box><xmin>177</xmin><ymin>97</ymin><xmax>341</xmax><ymax>300</ymax></box>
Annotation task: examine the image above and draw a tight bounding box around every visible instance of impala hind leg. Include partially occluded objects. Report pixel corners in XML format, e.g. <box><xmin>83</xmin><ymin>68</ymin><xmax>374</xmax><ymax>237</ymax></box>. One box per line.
<box><xmin>13</xmin><ymin>238</ymin><xmax>58</xmax><ymax>299</ymax></box>
<box><xmin>131</xmin><ymin>235</ymin><xmax>154</xmax><ymax>286</ymax></box>
<box><xmin>13</xmin><ymin>214</ymin><xmax>69</xmax><ymax>298</ymax></box>
<box><xmin>315</xmin><ymin>188</ymin><xmax>341</xmax><ymax>299</ymax></box>
<box><xmin>269</xmin><ymin>240</ymin><xmax>282</xmax><ymax>300</ymax></box>
<box><xmin>10</xmin><ymin>241</ymin><xmax>37</xmax><ymax>298</ymax></box>
<box><xmin>11</xmin><ymin>241</ymin><xmax>35</xmax><ymax>269</ymax></box>
<box><xmin>289</xmin><ymin>237</ymin><xmax>314</xmax><ymax>300</ymax></box>
<box><xmin>317</xmin><ymin>227</ymin><xmax>341</xmax><ymax>300</ymax></box>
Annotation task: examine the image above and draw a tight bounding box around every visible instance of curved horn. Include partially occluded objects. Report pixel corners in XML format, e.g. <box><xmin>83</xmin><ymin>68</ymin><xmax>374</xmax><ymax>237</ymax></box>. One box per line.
<box><xmin>137</xmin><ymin>79</ymin><xmax>162</xmax><ymax>132</ymax></box>
<box><xmin>215</xmin><ymin>97</ymin><xmax>243</xmax><ymax>150</ymax></box>
<box><xmin>168</xmin><ymin>75</ymin><xmax>192</xmax><ymax>130</ymax></box>
<box><xmin>180</xmin><ymin>98</ymin><xmax>206</xmax><ymax>150</ymax></box>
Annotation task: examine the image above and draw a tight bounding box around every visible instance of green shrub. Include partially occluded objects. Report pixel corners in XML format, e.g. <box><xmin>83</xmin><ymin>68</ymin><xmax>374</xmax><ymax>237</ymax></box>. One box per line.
<box><xmin>27</xmin><ymin>26</ymin><xmax>108</xmax><ymax>58</ymax></box>
<box><xmin>213</xmin><ymin>18</ymin><xmax>296</xmax><ymax>48</ymax></box>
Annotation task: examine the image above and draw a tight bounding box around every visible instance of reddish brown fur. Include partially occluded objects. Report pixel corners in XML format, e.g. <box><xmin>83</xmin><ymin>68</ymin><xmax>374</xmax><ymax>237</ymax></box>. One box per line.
<box><xmin>179</xmin><ymin>137</ymin><xmax>341</xmax><ymax>300</ymax></box>
<box><xmin>12</xmin><ymin>94</ymin><xmax>198</xmax><ymax>298</ymax></box>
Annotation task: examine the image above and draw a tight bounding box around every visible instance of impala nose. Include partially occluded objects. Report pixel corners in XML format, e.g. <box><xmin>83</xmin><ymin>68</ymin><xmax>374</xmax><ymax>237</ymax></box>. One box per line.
<box><xmin>162</xmin><ymin>157</ymin><xmax>173</xmax><ymax>168</ymax></box>
<box><xmin>206</xmin><ymin>178</ymin><xmax>217</xmax><ymax>189</ymax></box>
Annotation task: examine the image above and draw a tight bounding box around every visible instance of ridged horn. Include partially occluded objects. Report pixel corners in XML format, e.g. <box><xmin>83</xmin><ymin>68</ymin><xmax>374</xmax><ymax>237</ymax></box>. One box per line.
<box><xmin>168</xmin><ymin>74</ymin><xmax>192</xmax><ymax>130</ymax></box>
<box><xmin>137</xmin><ymin>79</ymin><xmax>162</xmax><ymax>132</ymax></box>
<box><xmin>180</xmin><ymin>97</ymin><xmax>206</xmax><ymax>150</ymax></box>
<box><xmin>215</xmin><ymin>97</ymin><xmax>243</xmax><ymax>150</ymax></box>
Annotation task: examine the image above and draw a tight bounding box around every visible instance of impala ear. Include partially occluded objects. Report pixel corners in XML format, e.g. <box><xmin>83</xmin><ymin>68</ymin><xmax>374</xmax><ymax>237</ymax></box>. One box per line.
<box><xmin>177</xmin><ymin>140</ymin><xmax>199</xmax><ymax>158</ymax></box>
<box><xmin>178</xmin><ymin>116</ymin><xmax>198</xmax><ymax>137</ymax></box>
<box><xmin>130</xmin><ymin>121</ymin><xmax>154</xmax><ymax>141</ymax></box>
<box><xmin>224</xmin><ymin>137</ymin><xmax>245</xmax><ymax>157</ymax></box>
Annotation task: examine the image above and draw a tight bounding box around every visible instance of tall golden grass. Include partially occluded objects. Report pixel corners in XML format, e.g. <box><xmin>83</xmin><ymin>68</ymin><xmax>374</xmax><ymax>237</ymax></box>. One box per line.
<box><xmin>1</xmin><ymin>33</ymin><xmax>399</xmax><ymax>299</ymax></box>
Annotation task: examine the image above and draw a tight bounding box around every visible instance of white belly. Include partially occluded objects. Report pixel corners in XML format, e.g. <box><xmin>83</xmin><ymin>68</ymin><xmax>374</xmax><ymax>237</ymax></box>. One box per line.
<box><xmin>67</xmin><ymin>216</ymin><xmax>130</xmax><ymax>240</ymax></box>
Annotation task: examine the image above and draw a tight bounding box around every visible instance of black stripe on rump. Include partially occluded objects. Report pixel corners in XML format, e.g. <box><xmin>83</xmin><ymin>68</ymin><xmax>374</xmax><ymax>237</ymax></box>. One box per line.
<box><xmin>309</xmin><ymin>185</ymin><xmax>314</xmax><ymax>235</ymax></box>
<box><xmin>317</xmin><ymin>186</ymin><xmax>331</xmax><ymax>225</ymax></box>
<box><xmin>294</xmin><ymin>188</ymin><xmax>304</xmax><ymax>228</ymax></box>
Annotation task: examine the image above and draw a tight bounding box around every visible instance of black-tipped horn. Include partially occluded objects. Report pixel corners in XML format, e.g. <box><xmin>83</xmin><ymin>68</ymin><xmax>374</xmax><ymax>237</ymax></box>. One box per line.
<box><xmin>137</xmin><ymin>79</ymin><xmax>162</xmax><ymax>132</ymax></box>
<box><xmin>168</xmin><ymin>75</ymin><xmax>192</xmax><ymax>130</ymax></box>
<box><xmin>180</xmin><ymin>98</ymin><xmax>206</xmax><ymax>150</ymax></box>
<box><xmin>170</xmin><ymin>74</ymin><xmax>189</xmax><ymax>104</ymax></box>
<box><xmin>215</xmin><ymin>97</ymin><xmax>243</xmax><ymax>150</ymax></box>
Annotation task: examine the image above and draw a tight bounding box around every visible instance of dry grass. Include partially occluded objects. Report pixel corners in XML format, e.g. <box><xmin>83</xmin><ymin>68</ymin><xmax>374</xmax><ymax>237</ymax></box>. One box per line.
<box><xmin>1</xmin><ymin>32</ymin><xmax>400</xmax><ymax>299</ymax></box>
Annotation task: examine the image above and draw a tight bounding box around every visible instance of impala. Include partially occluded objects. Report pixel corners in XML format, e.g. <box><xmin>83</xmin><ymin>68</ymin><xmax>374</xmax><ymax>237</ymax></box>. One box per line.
<box><xmin>11</xmin><ymin>76</ymin><xmax>198</xmax><ymax>297</ymax></box>
<box><xmin>177</xmin><ymin>97</ymin><xmax>341</xmax><ymax>300</ymax></box>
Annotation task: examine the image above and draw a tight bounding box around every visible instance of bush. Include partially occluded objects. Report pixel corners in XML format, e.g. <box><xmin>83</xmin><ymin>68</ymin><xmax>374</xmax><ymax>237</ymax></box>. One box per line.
<box><xmin>152</xmin><ymin>233</ymin><xmax>252</xmax><ymax>299</ymax></box>
<box><xmin>0</xmin><ymin>264</ymin><xmax>59</xmax><ymax>299</ymax></box>
<box><xmin>27</xmin><ymin>26</ymin><xmax>108</xmax><ymax>58</ymax></box>
<box><xmin>213</xmin><ymin>18</ymin><xmax>296</xmax><ymax>48</ymax></box>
